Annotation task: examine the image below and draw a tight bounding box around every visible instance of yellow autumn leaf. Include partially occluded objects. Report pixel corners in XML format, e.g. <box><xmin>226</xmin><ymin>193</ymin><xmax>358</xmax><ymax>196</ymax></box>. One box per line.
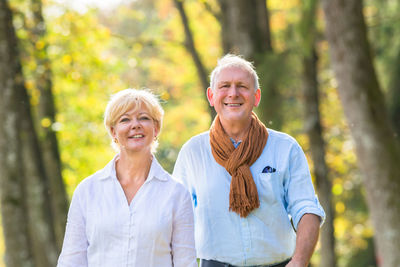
<box><xmin>36</xmin><ymin>40</ymin><xmax>45</xmax><ymax>50</ymax></box>
<box><xmin>41</xmin><ymin>118</ymin><xmax>52</xmax><ymax>128</ymax></box>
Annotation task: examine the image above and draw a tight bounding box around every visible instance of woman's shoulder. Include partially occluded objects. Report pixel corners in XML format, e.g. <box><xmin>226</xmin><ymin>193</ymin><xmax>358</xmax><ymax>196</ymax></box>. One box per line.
<box><xmin>72</xmin><ymin>160</ymin><xmax>114</xmax><ymax>197</ymax></box>
<box><xmin>155</xmin><ymin>165</ymin><xmax>181</xmax><ymax>188</ymax></box>
<box><xmin>70</xmin><ymin>172</ymin><xmax>100</xmax><ymax>200</ymax></box>
<box><xmin>154</xmin><ymin>163</ymin><xmax>190</xmax><ymax>197</ymax></box>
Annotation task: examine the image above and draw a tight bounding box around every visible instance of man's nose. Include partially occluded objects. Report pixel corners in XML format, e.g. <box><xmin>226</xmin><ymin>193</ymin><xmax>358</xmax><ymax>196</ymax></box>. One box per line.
<box><xmin>228</xmin><ymin>85</ymin><xmax>239</xmax><ymax>97</ymax></box>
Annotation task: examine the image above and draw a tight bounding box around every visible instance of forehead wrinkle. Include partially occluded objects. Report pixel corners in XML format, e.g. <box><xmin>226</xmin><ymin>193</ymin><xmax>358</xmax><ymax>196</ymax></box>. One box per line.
<box><xmin>216</xmin><ymin>72</ymin><xmax>253</xmax><ymax>86</ymax></box>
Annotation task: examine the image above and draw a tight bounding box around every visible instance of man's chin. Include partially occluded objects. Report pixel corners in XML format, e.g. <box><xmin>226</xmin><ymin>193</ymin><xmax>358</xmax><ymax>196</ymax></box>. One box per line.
<box><xmin>219</xmin><ymin>114</ymin><xmax>250</xmax><ymax>123</ymax></box>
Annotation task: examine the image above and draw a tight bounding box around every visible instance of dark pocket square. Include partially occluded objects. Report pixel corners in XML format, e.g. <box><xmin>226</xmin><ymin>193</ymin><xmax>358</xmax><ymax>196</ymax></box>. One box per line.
<box><xmin>262</xmin><ymin>166</ymin><xmax>276</xmax><ymax>173</ymax></box>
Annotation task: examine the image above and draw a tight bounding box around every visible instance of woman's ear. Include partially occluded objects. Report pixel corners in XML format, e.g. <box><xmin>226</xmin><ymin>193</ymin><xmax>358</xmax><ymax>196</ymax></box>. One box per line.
<box><xmin>111</xmin><ymin>126</ymin><xmax>116</xmax><ymax>138</ymax></box>
<box><xmin>154</xmin><ymin>123</ymin><xmax>160</xmax><ymax>138</ymax></box>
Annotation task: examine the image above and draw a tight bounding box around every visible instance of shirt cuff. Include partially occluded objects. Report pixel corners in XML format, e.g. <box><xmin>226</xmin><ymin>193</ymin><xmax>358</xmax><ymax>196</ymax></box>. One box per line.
<box><xmin>292</xmin><ymin>199</ymin><xmax>325</xmax><ymax>230</ymax></box>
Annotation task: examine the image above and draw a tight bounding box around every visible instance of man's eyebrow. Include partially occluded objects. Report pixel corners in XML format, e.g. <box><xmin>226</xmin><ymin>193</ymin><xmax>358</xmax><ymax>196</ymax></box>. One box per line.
<box><xmin>218</xmin><ymin>81</ymin><xmax>230</xmax><ymax>85</ymax></box>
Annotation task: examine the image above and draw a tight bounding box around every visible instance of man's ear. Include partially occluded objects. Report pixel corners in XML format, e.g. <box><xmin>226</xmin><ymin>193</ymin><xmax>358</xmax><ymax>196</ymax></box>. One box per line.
<box><xmin>254</xmin><ymin>88</ymin><xmax>261</xmax><ymax>107</ymax></box>
<box><xmin>207</xmin><ymin>87</ymin><xmax>214</xmax><ymax>106</ymax></box>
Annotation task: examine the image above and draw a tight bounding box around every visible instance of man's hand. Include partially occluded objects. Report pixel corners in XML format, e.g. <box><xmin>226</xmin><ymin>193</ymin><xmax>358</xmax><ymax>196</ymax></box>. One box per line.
<box><xmin>285</xmin><ymin>258</ymin><xmax>305</xmax><ymax>267</ymax></box>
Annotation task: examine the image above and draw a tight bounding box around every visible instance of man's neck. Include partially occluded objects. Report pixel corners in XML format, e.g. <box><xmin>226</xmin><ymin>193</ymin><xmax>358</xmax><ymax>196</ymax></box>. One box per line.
<box><xmin>219</xmin><ymin>118</ymin><xmax>251</xmax><ymax>142</ymax></box>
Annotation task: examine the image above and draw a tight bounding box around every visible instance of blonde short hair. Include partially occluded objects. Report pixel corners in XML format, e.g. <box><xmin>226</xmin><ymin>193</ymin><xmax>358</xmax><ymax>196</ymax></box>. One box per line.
<box><xmin>209</xmin><ymin>54</ymin><xmax>259</xmax><ymax>91</ymax></box>
<box><xmin>104</xmin><ymin>88</ymin><xmax>164</xmax><ymax>152</ymax></box>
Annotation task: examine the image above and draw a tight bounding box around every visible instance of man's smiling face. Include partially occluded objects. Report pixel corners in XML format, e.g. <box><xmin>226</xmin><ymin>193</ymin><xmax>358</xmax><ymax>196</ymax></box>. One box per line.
<box><xmin>207</xmin><ymin>66</ymin><xmax>261</xmax><ymax>126</ymax></box>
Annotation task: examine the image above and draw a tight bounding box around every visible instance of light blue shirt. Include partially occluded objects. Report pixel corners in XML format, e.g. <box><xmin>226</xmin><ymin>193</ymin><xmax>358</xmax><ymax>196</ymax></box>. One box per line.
<box><xmin>173</xmin><ymin>129</ymin><xmax>325</xmax><ymax>266</ymax></box>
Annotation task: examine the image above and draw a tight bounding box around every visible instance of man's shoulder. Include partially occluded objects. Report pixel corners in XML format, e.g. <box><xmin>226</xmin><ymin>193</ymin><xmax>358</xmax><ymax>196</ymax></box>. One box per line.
<box><xmin>181</xmin><ymin>131</ymin><xmax>210</xmax><ymax>151</ymax></box>
<box><xmin>267</xmin><ymin>128</ymin><xmax>300</xmax><ymax>148</ymax></box>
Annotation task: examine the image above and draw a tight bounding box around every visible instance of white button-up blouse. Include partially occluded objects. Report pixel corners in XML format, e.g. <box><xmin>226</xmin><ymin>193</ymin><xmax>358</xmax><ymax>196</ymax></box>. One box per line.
<box><xmin>57</xmin><ymin>155</ymin><xmax>197</xmax><ymax>267</ymax></box>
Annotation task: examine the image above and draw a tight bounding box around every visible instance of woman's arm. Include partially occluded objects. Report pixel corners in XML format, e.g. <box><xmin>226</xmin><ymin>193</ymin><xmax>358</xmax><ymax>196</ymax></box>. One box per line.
<box><xmin>171</xmin><ymin>187</ymin><xmax>197</xmax><ymax>267</ymax></box>
<box><xmin>57</xmin><ymin>188</ymin><xmax>88</xmax><ymax>267</ymax></box>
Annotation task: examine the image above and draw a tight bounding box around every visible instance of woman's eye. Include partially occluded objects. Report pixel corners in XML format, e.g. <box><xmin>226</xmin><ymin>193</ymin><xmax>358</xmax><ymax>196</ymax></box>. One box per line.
<box><xmin>139</xmin><ymin>116</ymin><xmax>150</xmax><ymax>121</ymax></box>
<box><xmin>120</xmin><ymin>118</ymin><xmax>129</xmax><ymax>122</ymax></box>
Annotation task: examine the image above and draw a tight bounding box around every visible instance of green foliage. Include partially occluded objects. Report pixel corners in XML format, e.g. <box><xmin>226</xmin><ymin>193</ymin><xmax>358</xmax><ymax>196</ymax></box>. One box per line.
<box><xmin>345</xmin><ymin>237</ymin><xmax>377</xmax><ymax>267</ymax></box>
<box><xmin>42</xmin><ymin>0</ymin><xmax>219</xmax><ymax>189</ymax></box>
<box><xmin>297</xmin><ymin>0</ymin><xmax>318</xmax><ymax>57</ymax></box>
<box><xmin>366</xmin><ymin>0</ymin><xmax>400</xmax><ymax>92</ymax></box>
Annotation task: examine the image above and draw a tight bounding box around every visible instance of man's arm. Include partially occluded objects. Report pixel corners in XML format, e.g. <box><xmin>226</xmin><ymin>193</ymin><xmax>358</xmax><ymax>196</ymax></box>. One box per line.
<box><xmin>286</xmin><ymin>213</ymin><xmax>320</xmax><ymax>267</ymax></box>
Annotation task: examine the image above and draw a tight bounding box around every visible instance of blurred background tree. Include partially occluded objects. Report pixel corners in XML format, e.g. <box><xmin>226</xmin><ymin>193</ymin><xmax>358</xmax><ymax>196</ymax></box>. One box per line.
<box><xmin>1</xmin><ymin>0</ymin><xmax>400</xmax><ymax>266</ymax></box>
<box><xmin>0</xmin><ymin>0</ymin><xmax>58</xmax><ymax>265</ymax></box>
<box><xmin>298</xmin><ymin>0</ymin><xmax>335</xmax><ymax>266</ymax></box>
<box><xmin>322</xmin><ymin>0</ymin><xmax>400</xmax><ymax>266</ymax></box>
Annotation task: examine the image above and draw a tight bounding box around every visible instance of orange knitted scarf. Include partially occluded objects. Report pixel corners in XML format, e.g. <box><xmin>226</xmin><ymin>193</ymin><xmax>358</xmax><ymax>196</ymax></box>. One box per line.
<box><xmin>209</xmin><ymin>112</ymin><xmax>268</xmax><ymax>217</ymax></box>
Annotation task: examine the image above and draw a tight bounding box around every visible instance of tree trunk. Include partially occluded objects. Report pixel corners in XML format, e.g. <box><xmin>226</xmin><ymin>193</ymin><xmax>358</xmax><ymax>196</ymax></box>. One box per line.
<box><xmin>302</xmin><ymin>50</ymin><xmax>336</xmax><ymax>267</ymax></box>
<box><xmin>173</xmin><ymin>0</ymin><xmax>216</xmax><ymax>119</ymax></box>
<box><xmin>387</xmin><ymin>49</ymin><xmax>400</xmax><ymax>136</ymax></box>
<box><xmin>299</xmin><ymin>1</ymin><xmax>336</xmax><ymax>266</ymax></box>
<box><xmin>29</xmin><ymin>0</ymin><xmax>68</xmax><ymax>250</ymax></box>
<box><xmin>321</xmin><ymin>1</ymin><xmax>400</xmax><ymax>266</ymax></box>
<box><xmin>217</xmin><ymin>0</ymin><xmax>271</xmax><ymax>58</ymax></box>
<box><xmin>0</xmin><ymin>0</ymin><xmax>58</xmax><ymax>266</ymax></box>
<box><xmin>217</xmin><ymin>0</ymin><xmax>283</xmax><ymax>129</ymax></box>
<box><xmin>0</xmin><ymin>1</ymin><xmax>35</xmax><ymax>266</ymax></box>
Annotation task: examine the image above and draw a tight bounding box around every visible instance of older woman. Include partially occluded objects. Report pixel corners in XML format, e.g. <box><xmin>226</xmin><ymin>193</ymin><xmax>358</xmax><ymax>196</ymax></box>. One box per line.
<box><xmin>57</xmin><ymin>89</ymin><xmax>197</xmax><ymax>267</ymax></box>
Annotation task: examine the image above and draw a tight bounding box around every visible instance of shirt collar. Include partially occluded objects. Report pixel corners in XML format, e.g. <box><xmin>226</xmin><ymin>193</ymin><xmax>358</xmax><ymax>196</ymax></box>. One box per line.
<box><xmin>97</xmin><ymin>154</ymin><xmax>169</xmax><ymax>182</ymax></box>
<box><xmin>230</xmin><ymin>137</ymin><xmax>242</xmax><ymax>148</ymax></box>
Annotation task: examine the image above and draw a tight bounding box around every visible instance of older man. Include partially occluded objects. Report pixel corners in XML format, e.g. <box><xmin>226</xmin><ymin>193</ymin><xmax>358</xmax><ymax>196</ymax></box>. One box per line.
<box><xmin>173</xmin><ymin>54</ymin><xmax>325</xmax><ymax>267</ymax></box>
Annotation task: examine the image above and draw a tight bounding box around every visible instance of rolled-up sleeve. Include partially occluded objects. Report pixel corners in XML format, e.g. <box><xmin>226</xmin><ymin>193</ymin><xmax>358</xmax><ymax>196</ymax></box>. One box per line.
<box><xmin>285</xmin><ymin>143</ymin><xmax>325</xmax><ymax>230</ymax></box>
<box><xmin>171</xmin><ymin>186</ymin><xmax>197</xmax><ymax>267</ymax></box>
<box><xmin>57</xmin><ymin>186</ymin><xmax>88</xmax><ymax>267</ymax></box>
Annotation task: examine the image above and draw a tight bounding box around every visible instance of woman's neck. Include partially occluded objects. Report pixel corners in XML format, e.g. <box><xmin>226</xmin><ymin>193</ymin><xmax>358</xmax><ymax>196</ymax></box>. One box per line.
<box><xmin>115</xmin><ymin>151</ymin><xmax>153</xmax><ymax>183</ymax></box>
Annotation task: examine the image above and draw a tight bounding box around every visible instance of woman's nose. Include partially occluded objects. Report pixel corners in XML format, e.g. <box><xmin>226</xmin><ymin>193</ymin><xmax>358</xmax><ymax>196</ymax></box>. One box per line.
<box><xmin>131</xmin><ymin>118</ymin><xmax>141</xmax><ymax>129</ymax></box>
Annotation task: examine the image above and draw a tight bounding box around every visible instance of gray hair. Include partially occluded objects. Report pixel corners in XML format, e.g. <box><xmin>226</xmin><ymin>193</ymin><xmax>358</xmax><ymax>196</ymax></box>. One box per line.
<box><xmin>209</xmin><ymin>54</ymin><xmax>259</xmax><ymax>91</ymax></box>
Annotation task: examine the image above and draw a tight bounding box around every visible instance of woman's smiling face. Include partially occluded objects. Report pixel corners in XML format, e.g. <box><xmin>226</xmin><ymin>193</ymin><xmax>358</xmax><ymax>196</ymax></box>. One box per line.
<box><xmin>111</xmin><ymin>106</ymin><xmax>159</xmax><ymax>154</ymax></box>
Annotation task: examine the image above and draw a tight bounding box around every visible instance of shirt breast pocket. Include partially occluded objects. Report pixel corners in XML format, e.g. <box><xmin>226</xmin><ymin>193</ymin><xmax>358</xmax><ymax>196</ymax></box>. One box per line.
<box><xmin>258</xmin><ymin>173</ymin><xmax>280</xmax><ymax>204</ymax></box>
